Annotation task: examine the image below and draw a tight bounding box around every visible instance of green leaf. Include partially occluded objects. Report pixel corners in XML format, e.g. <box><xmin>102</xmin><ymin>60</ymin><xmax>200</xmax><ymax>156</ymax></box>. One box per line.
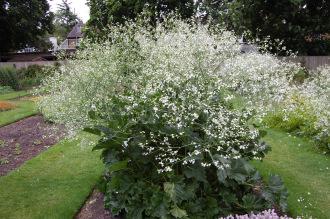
<box><xmin>164</xmin><ymin>182</ymin><xmax>187</xmax><ymax>204</ymax></box>
<box><xmin>164</xmin><ymin>182</ymin><xmax>176</xmax><ymax>201</ymax></box>
<box><xmin>88</xmin><ymin>110</ymin><xmax>97</xmax><ymax>119</ymax></box>
<box><xmin>170</xmin><ymin>205</ymin><xmax>187</xmax><ymax>218</ymax></box>
<box><xmin>229</xmin><ymin>158</ymin><xmax>255</xmax><ymax>183</ymax></box>
<box><xmin>261</xmin><ymin>189</ymin><xmax>273</xmax><ymax>203</ymax></box>
<box><xmin>109</xmin><ymin>175</ymin><xmax>121</xmax><ymax>190</ymax></box>
<box><xmin>205</xmin><ymin>197</ymin><xmax>220</xmax><ymax>217</ymax></box>
<box><xmin>268</xmin><ymin>174</ymin><xmax>285</xmax><ymax>192</ymax></box>
<box><xmin>127</xmin><ymin>207</ymin><xmax>144</xmax><ymax>219</ymax></box>
<box><xmin>259</xmin><ymin>129</ymin><xmax>268</xmax><ymax>138</ymax></box>
<box><xmin>109</xmin><ymin>160</ymin><xmax>128</xmax><ymax>173</ymax></box>
<box><xmin>92</xmin><ymin>136</ymin><xmax>122</xmax><ymax>151</ymax></box>
<box><xmin>217</xmin><ymin>168</ymin><xmax>228</xmax><ymax>183</ymax></box>
<box><xmin>242</xmin><ymin>194</ymin><xmax>263</xmax><ymax>211</ymax></box>
<box><xmin>148</xmin><ymin>191</ymin><xmax>170</xmax><ymax>218</ymax></box>
<box><xmin>219</xmin><ymin>190</ymin><xmax>238</xmax><ymax>207</ymax></box>
<box><xmin>83</xmin><ymin>127</ymin><xmax>101</xmax><ymax>136</ymax></box>
<box><xmin>183</xmin><ymin>165</ymin><xmax>207</xmax><ymax>182</ymax></box>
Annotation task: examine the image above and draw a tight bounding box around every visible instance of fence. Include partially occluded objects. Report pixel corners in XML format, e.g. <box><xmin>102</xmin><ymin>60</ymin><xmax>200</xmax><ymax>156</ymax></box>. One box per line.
<box><xmin>278</xmin><ymin>56</ymin><xmax>330</xmax><ymax>71</ymax></box>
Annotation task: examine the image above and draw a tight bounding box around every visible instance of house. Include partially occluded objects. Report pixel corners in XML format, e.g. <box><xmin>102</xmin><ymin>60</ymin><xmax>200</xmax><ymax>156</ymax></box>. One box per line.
<box><xmin>49</xmin><ymin>37</ymin><xmax>59</xmax><ymax>52</ymax></box>
<box><xmin>57</xmin><ymin>21</ymin><xmax>84</xmax><ymax>51</ymax></box>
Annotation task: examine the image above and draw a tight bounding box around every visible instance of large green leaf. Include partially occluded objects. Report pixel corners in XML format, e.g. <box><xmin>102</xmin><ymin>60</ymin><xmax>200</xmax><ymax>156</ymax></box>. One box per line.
<box><xmin>164</xmin><ymin>182</ymin><xmax>187</xmax><ymax>204</ymax></box>
<box><xmin>205</xmin><ymin>197</ymin><xmax>220</xmax><ymax>217</ymax></box>
<box><xmin>170</xmin><ymin>205</ymin><xmax>187</xmax><ymax>218</ymax></box>
<box><xmin>229</xmin><ymin>158</ymin><xmax>255</xmax><ymax>183</ymax></box>
<box><xmin>109</xmin><ymin>160</ymin><xmax>128</xmax><ymax>173</ymax></box>
<box><xmin>183</xmin><ymin>165</ymin><xmax>207</xmax><ymax>182</ymax></box>
<box><xmin>109</xmin><ymin>175</ymin><xmax>121</xmax><ymax>190</ymax></box>
<box><xmin>241</xmin><ymin>194</ymin><xmax>263</xmax><ymax>211</ymax></box>
<box><xmin>92</xmin><ymin>136</ymin><xmax>122</xmax><ymax>151</ymax></box>
<box><xmin>83</xmin><ymin>127</ymin><xmax>102</xmax><ymax>136</ymax></box>
<box><xmin>217</xmin><ymin>168</ymin><xmax>228</xmax><ymax>184</ymax></box>
<box><xmin>164</xmin><ymin>182</ymin><xmax>176</xmax><ymax>201</ymax></box>
<box><xmin>268</xmin><ymin>174</ymin><xmax>285</xmax><ymax>192</ymax></box>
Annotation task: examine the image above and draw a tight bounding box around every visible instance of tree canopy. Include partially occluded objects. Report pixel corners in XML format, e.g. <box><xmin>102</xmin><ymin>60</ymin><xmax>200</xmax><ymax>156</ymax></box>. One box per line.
<box><xmin>53</xmin><ymin>0</ymin><xmax>80</xmax><ymax>41</ymax></box>
<box><xmin>85</xmin><ymin>0</ymin><xmax>195</xmax><ymax>38</ymax></box>
<box><xmin>0</xmin><ymin>0</ymin><xmax>54</xmax><ymax>53</ymax></box>
<box><xmin>201</xmin><ymin>0</ymin><xmax>330</xmax><ymax>55</ymax></box>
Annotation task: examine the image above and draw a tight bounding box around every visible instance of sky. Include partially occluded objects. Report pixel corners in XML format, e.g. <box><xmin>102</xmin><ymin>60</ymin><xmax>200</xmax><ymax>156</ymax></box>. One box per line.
<box><xmin>48</xmin><ymin>0</ymin><xmax>90</xmax><ymax>23</ymax></box>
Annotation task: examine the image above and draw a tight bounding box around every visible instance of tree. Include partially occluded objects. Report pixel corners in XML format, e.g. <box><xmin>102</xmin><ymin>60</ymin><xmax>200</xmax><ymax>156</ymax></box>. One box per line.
<box><xmin>85</xmin><ymin>0</ymin><xmax>196</xmax><ymax>39</ymax></box>
<box><xmin>196</xmin><ymin>0</ymin><xmax>226</xmax><ymax>23</ymax></box>
<box><xmin>201</xmin><ymin>0</ymin><xmax>330</xmax><ymax>55</ymax></box>
<box><xmin>0</xmin><ymin>0</ymin><xmax>53</xmax><ymax>54</ymax></box>
<box><xmin>53</xmin><ymin>0</ymin><xmax>80</xmax><ymax>41</ymax></box>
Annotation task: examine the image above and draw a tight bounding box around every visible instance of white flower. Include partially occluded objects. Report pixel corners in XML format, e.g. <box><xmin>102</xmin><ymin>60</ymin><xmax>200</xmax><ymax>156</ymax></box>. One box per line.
<box><xmin>164</xmin><ymin>166</ymin><xmax>172</xmax><ymax>172</ymax></box>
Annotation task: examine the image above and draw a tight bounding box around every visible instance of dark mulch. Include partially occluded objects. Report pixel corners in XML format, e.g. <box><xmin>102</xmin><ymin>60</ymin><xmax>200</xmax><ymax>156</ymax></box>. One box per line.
<box><xmin>76</xmin><ymin>189</ymin><xmax>121</xmax><ymax>219</ymax></box>
<box><xmin>0</xmin><ymin>115</ymin><xmax>66</xmax><ymax>176</ymax></box>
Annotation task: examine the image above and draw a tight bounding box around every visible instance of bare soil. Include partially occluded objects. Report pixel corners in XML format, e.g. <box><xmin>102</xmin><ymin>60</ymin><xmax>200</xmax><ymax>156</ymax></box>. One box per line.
<box><xmin>0</xmin><ymin>115</ymin><xmax>65</xmax><ymax>176</ymax></box>
<box><xmin>76</xmin><ymin>189</ymin><xmax>122</xmax><ymax>219</ymax></box>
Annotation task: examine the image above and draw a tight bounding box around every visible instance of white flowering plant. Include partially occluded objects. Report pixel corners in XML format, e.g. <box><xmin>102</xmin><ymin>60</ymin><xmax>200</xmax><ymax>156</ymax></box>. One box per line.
<box><xmin>38</xmin><ymin>17</ymin><xmax>289</xmax><ymax>218</ymax></box>
<box><xmin>263</xmin><ymin>66</ymin><xmax>330</xmax><ymax>153</ymax></box>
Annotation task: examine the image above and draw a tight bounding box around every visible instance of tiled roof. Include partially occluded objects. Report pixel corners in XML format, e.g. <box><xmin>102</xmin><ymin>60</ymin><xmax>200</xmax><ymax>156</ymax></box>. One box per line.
<box><xmin>67</xmin><ymin>21</ymin><xmax>84</xmax><ymax>39</ymax></box>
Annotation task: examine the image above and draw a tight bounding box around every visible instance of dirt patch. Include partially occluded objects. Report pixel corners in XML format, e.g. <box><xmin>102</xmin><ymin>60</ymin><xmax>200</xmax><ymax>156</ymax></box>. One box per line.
<box><xmin>76</xmin><ymin>189</ymin><xmax>121</xmax><ymax>219</ymax></box>
<box><xmin>0</xmin><ymin>115</ymin><xmax>66</xmax><ymax>176</ymax></box>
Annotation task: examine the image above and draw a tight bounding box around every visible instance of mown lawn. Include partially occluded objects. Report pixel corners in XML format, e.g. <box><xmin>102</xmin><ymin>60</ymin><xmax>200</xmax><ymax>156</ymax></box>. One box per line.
<box><xmin>0</xmin><ymin>133</ymin><xmax>104</xmax><ymax>219</ymax></box>
<box><xmin>253</xmin><ymin>129</ymin><xmax>330</xmax><ymax>219</ymax></box>
<box><xmin>0</xmin><ymin>91</ymin><xmax>328</xmax><ymax>218</ymax></box>
<box><xmin>0</xmin><ymin>100</ymin><xmax>37</xmax><ymax>126</ymax></box>
<box><xmin>0</xmin><ymin>90</ymin><xmax>29</xmax><ymax>101</ymax></box>
<box><xmin>0</xmin><ymin>91</ymin><xmax>37</xmax><ymax>126</ymax></box>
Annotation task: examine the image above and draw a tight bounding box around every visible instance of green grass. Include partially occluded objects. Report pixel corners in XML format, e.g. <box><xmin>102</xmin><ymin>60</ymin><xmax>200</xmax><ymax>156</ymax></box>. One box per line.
<box><xmin>253</xmin><ymin>129</ymin><xmax>330</xmax><ymax>218</ymax></box>
<box><xmin>0</xmin><ymin>90</ymin><xmax>37</xmax><ymax>126</ymax></box>
<box><xmin>0</xmin><ymin>133</ymin><xmax>104</xmax><ymax>219</ymax></box>
<box><xmin>0</xmin><ymin>100</ymin><xmax>37</xmax><ymax>126</ymax></box>
<box><xmin>0</xmin><ymin>90</ymin><xmax>29</xmax><ymax>101</ymax></box>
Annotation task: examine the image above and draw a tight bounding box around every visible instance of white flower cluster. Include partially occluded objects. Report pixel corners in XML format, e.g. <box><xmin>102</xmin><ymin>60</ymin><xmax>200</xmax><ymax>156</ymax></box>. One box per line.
<box><xmin>38</xmin><ymin>17</ymin><xmax>326</xmax><ymax>173</ymax></box>
<box><xmin>277</xmin><ymin>66</ymin><xmax>329</xmax><ymax>142</ymax></box>
<box><xmin>299</xmin><ymin>67</ymin><xmax>329</xmax><ymax>130</ymax></box>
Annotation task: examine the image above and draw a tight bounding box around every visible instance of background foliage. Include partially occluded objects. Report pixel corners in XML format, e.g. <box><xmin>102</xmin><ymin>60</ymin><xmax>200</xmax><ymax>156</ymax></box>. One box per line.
<box><xmin>53</xmin><ymin>0</ymin><xmax>81</xmax><ymax>41</ymax></box>
<box><xmin>85</xmin><ymin>0</ymin><xmax>195</xmax><ymax>39</ymax></box>
<box><xmin>199</xmin><ymin>0</ymin><xmax>330</xmax><ymax>55</ymax></box>
<box><xmin>0</xmin><ymin>0</ymin><xmax>54</xmax><ymax>54</ymax></box>
<box><xmin>0</xmin><ymin>65</ymin><xmax>56</xmax><ymax>90</ymax></box>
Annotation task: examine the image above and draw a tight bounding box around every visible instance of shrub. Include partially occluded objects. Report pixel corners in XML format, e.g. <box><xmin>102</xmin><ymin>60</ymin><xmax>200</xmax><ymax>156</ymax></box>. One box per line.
<box><xmin>38</xmin><ymin>17</ymin><xmax>291</xmax><ymax>218</ymax></box>
<box><xmin>0</xmin><ymin>65</ymin><xmax>55</xmax><ymax>91</ymax></box>
<box><xmin>0</xmin><ymin>66</ymin><xmax>20</xmax><ymax>90</ymax></box>
<box><xmin>219</xmin><ymin>53</ymin><xmax>301</xmax><ymax>119</ymax></box>
<box><xmin>292</xmin><ymin>68</ymin><xmax>309</xmax><ymax>84</ymax></box>
<box><xmin>264</xmin><ymin>67</ymin><xmax>330</xmax><ymax>153</ymax></box>
<box><xmin>20</xmin><ymin>65</ymin><xmax>43</xmax><ymax>78</ymax></box>
<box><xmin>263</xmin><ymin>95</ymin><xmax>317</xmax><ymax>134</ymax></box>
<box><xmin>0</xmin><ymin>86</ymin><xmax>14</xmax><ymax>94</ymax></box>
<box><xmin>18</xmin><ymin>65</ymin><xmax>55</xmax><ymax>89</ymax></box>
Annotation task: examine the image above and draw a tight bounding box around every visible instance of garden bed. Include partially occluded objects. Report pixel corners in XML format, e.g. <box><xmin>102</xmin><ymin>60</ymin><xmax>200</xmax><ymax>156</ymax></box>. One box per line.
<box><xmin>0</xmin><ymin>115</ymin><xmax>65</xmax><ymax>176</ymax></box>
<box><xmin>76</xmin><ymin>189</ymin><xmax>120</xmax><ymax>219</ymax></box>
